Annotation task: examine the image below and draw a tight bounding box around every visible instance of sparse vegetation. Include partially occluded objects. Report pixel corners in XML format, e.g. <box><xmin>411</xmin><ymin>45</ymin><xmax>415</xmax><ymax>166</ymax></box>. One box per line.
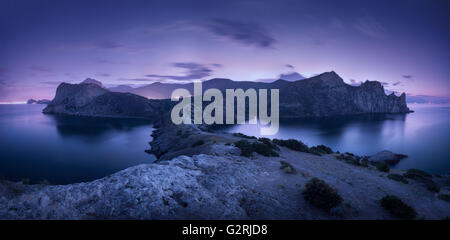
<box><xmin>232</xmin><ymin>132</ymin><xmax>257</xmax><ymax>139</ymax></box>
<box><xmin>437</xmin><ymin>194</ymin><xmax>450</xmax><ymax>203</ymax></box>
<box><xmin>302</xmin><ymin>178</ymin><xmax>343</xmax><ymax>212</ymax></box>
<box><xmin>336</xmin><ymin>154</ymin><xmax>361</xmax><ymax>166</ymax></box>
<box><xmin>273</xmin><ymin>139</ymin><xmax>309</xmax><ymax>152</ymax></box>
<box><xmin>280</xmin><ymin>161</ymin><xmax>296</xmax><ymax>174</ymax></box>
<box><xmin>372</xmin><ymin>161</ymin><xmax>390</xmax><ymax>172</ymax></box>
<box><xmin>404</xmin><ymin>168</ymin><xmax>432</xmax><ymax>179</ymax></box>
<box><xmin>311</xmin><ymin>145</ymin><xmax>333</xmax><ymax>154</ymax></box>
<box><xmin>380</xmin><ymin>195</ymin><xmax>417</xmax><ymax>219</ymax></box>
<box><xmin>387</xmin><ymin>174</ymin><xmax>408</xmax><ymax>184</ymax></box>
<box><xmin>234</xmin><ymin>139</ymin><xmax>279</xmax><ymax>157</ymax></box>
<box><xmin>403</xmin><ymin>168</ymin><xmax>439</xmax><ymax>192</ymax></box>
<box><xmin>192</xmin><ymin>140</ymin><xmax>205</xmax><ymax>147</ymax></box>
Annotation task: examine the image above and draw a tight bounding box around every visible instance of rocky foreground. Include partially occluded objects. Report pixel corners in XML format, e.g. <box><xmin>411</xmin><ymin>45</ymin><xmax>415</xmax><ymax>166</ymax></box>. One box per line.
<box><xmin>0</xmin><ymin>121</ymin><xmax>449</xmax><ymax>220</ymax></box>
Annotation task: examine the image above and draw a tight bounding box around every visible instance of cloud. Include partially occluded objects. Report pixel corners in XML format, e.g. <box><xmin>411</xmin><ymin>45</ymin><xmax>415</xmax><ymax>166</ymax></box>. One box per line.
<box><xmin>203</xmin><ymin>19</ymin><xmax>276</xmax><ymax>48</ymax></box>
<box><xmin>117</xmin><ymin>78</ymin><xmax>157</xmax><ymax>82</ymax></box>
<box><xmin>392</xmin><ymin>81</ymin><xmax>401</xmax><ymax>86</ymax></box>
<box><xmin>285</xmin><ymin>64</ymin><xmax>295</xmax><ymax>69</ymax></box>
<box><xmin>349</xmin><ymin>79</ymin><xmax>363</xmax><ymax>86</ymax></box>
<box><xmin>354</xmin><ymin>17</ymin><xmax>388</xmax><ymax>39</ymax></box>
<box><xmin>380</xmin><ymin>82</ymin><xmax>389</xmax><ymax>86</ymax></box>
<box><xmin>96</xmin><ymin>59</ymin><xmax>128</xmax><ymax>65</ymax></box>
<box><xmin>402</xmin><ymin>75</ymin><xmax>413</xmax><ymax>79</ymax></box>
<box><xmin>28</xmin><ymin>65</ymin><xmax>52</xmax><ymax>72</ymax></box>
<box><xmin>96</xmin><ymin>73</ymin><xmax>111</xmax><ymax>77</ymax></box>
<box><xmin>146</xmin><ymin>62</ymin><xmax>215</xmax><ymax>81</ymax></box>
<box><xmin>94</xmin><ymin>41</ymin><xmax>125</xmax><ymax>49</ymax></box>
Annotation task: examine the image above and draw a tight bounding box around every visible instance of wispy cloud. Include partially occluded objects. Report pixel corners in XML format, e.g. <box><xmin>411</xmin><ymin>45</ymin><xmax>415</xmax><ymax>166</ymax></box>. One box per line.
<box><xmin>285</xmin><ymin>64</ymin><xmax>295</xmax><ymax>69</ymax></box>
<box><xmin>392</xmin><ymin>81</ymin><xmax>401</xmax><ymax>86</ymax></box>
<box><xmin>28</xmin><ymin>65</ymin><xmax>52</xmax><ymax>72</ymax></box>
<box><xmin>203</xmin><ymin>19</ymin><xmax>276</xmax><ymax>49</ymax></box>
<box><xmin>355</xmin><ymin>17</ymin><xmax>388</xmax><ymax>39</ymax></box>
<box><xmin>94</xmin><ymin>41</ymin><xmax>125</xmax><ymax>49</ymax></box>
<box><xmin>146</xmin><ymin>62</ymin><xmax>216</xmax><ymax>81</ymax></box>
<box><xmin>96</xmin><ymin>73</ymin><xmax>111</xmax><ymax>77</ymax></box>
<box><xmin>402</xmin><ymin>75</ymin><xmax>413</xmax><ymax>79</ymax></box>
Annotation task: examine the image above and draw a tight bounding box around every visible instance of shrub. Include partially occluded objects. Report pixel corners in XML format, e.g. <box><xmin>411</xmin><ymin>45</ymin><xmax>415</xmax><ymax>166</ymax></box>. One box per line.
<box><xmin>336</xmin><ymin>154</ymin><xmax>361</xmax><ymax>166</ymax></box>
<box><xmin>313</xmin><ymin>145</ymin><xmax>333</xmax><ymax>154</ymax></box>
<box><xmin>372</xmin><ymin>162</ymin><xmax>390</xmax><ymax>173</ymax></box>
<box><xmin>191</xmin><ymin>140</ymin><xmax>205</xmax><ymax>147</ymax></box>
<box><xmin>404</xmin><ymin>169</ymin><xmax>432</xmax><ymax>179</ymax></box>
<box><xmin>308</xmin><ymin>146</ymin><xmax>324</xmax><ymax>156</ymax></box>
<box><xmin>258</xmin><ymin>137</ymin><xmax>280</xmax><ymax>150</ymax></box>
<box><xmin>234</xmin><ymin>139</ymin><xmax>279</xmax><ymax>157</ymax></box>
<box><xmin>273</xmin><ymin>139</ymin><xmax>309</xmax><ymax>152</ymax></box>
<box><xmin>380</xmin><ymin>195</ymin><xmax>417</xmax><ymax>219</ymax></box>
<box><xmin>302</xmin><ymin>178</ymin><xmax>343</xmax><ymax>212</ymax></box>
<box><xmin>280</xmin><ymin>161</ymin><xmax>296</xmax><ymax>174</ymax></box>
<box><xmin>437</xmin><ymin>194</ymin><xmax>450</xmax><ymax>203</ymax></box>
<box><xmin>387</xmin><ymin>174</ymin><xmax>408</xmax><ymax>184</ymax></box>
<box><xmin>234</xmin><ymin>140</ymin><xmax>254</xmax><ymax>157</ymax></box>
<box><xmin>252</xmin><ymin>141</ymin><xmax>279</xmax><ymax>157</ymax></box>
<box><xmin>232</xmin><ymin>132</ymin><xmax>257</xmax><ymax>139</ymax></box>
<box><xmin>403</xmin><ymin>168</ymin><xmax>439</xmax><ymax>192</ymax></box>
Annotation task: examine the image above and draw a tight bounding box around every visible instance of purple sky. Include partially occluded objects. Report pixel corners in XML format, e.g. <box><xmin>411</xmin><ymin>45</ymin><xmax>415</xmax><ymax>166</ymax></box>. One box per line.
<box><xmin>0</xmin><ymin>0</ymin><xmax>449</xmax><ymax>102</ymax></box>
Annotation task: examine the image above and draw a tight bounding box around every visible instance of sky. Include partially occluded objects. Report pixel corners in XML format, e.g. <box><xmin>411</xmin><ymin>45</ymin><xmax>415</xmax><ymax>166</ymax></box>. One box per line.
<box><xmin>0</xmin><ymin>0</ymin><xmax>449</xmax><ymax>102</ymax></box>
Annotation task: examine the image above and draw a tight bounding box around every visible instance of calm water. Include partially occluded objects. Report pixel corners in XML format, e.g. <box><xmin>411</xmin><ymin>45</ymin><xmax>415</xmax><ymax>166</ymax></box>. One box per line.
<box><xmin>0</xmin><ymin>105</ymin><xmax>449</xmax><ymax>185</ymax></box>
<box><xmin>224</xmin><ymin>106</ymin><xmax>450</xmax><ymax>174</ymax></box>
<box><xmin>0</xmin><ymin>104</ymin><xmax>156</xmax><ymax>184</ymax></box>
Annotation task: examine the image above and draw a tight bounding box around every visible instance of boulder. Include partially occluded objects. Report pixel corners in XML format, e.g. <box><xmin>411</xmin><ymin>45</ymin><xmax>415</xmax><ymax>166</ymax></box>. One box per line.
<box><xmin>368</xmin><ymin>150</ymin><xmax>407</xmax><ymax>165</ymax></box>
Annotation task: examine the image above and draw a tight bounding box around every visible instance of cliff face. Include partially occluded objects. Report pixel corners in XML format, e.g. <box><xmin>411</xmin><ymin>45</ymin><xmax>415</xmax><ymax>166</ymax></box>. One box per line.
<box><xmin>45</xmin><ymin>72</ymin><xmax>410</xmax><ymax>120</ymax></box>
<box><xmin>276</xmin><ymin>72</ymin><xmax>410</xmax><ymax>117</ymax></box>
<box><xmin>110</xmin><ymin>71</ymin><xmax>410</xmax><ymax>117</ymax></box>
<box><xmin>43</xmin><ymin>82</ymin><xmax>173</xmax><ymax>119</ymax></box>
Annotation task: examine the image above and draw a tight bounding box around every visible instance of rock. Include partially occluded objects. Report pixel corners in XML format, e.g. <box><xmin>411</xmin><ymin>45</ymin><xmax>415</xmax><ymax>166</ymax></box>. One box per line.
<box><xmin>27</xmin><ymin>99</ymin><xmax>37</xmax><ymax>104</ymax></box>
<box><xmin>116</xmin><ymin>71</ymin><xmax>411</xmax><ymax>117</ymax></box>
<box><xmin>81</xmin><ymin>78</ymin><xmax>103</xmax><ymax>87</ymax></box>
<box><xmin>42</xmin><ymin>81</ymin><xmax>173</xmax><ymax>120</ymax></box>
<box><xmin>368</xmin><ymin>150</ymin><xmax>407</xmax><ymax>165</ymax></box>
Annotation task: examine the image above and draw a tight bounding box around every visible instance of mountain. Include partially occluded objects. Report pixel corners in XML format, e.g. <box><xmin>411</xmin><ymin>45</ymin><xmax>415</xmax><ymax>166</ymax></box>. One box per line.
<box><xmin>43</xmin><ymin>81</ymin><xmax>172</xmax><ymax>119</ymax></box>
<box><xmin>45</xmin><ymin>71</ymin><xmax>410</xmax><ymax>119</ymax></box>
<box><xmin>27</xmin><ymin>98</ymin><xmax>51</xmax><ymax>104</ymax></box>
<box><xmin>107</xmin><ymin>84</ymin><xmax>134</xmax><ymax>93</ymax></box>
<box><xmin>110</xmin><ymin>71</ymin><xmax>410</xmax><ymax>117</ymax></box>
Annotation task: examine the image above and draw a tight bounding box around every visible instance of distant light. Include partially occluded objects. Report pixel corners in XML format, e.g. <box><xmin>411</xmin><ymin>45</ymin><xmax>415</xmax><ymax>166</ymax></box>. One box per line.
<box><xmin>0</xmin><ymin>101</ymin><xmax>27</xmax><ymax>104</ymax></box>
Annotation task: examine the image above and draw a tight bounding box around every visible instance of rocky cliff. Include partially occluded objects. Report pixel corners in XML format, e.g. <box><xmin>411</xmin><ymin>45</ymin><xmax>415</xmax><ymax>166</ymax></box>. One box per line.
<box><xmin>111</xmin><ymin>71</ymin><xmax>410</xmax><ymax>117</ymax></box>
<box><xmin>43</xmin><ymin>81</ymin><xmax>173</xmax><ymax>120</ymax></box>
<box><xmin>45</xmin><ymin>72</ymin><xmax>410</xmax><ymax>120</ymax></box>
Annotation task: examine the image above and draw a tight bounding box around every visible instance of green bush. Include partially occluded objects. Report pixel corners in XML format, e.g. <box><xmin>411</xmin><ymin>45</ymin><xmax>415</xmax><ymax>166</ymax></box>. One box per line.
<box><xmin>191</xmin><ymin>140</ymin><xmax>205</xmax><ymax>147</ymax></box>
<box><xmin>404</xmin><ymin>168</ymin><xmax>432</xmax><ymax>179</ymax></box>
<box><xmin>252</xmin><ymin>141</ymin><xmax>279</xmax><ymax>157</ymax></box>
<box><xmin>302</xmin><ymin>178</ymin><xmax>343</xmax><ymax>212</ymax></box>
<box><xmin>234</xmin><ymin>140</ymin><xmax>254</xmax><ymax>157</ymax></box>
<box><xmin>387</xmin><ymin>174</ymin><xmax>408</xmax><ymax>184</ymax></box>
<box><xmin>372</xmin><ymin>162</ymin><xmax>390</xmax><ymax>172</ymax></box>
<box><xmin>234</xmin><ymin>139</ymin><xmax>279</xmax><ymax>157</ymax></box>
<box><xmin>232</xmin><ymin>132</ymin><xmax>257</xmax><ymax>139</ymax></box>
<box><xmin>280</xmin><ymin>161</ymin><xmax>296</xmax><ymax>174</ymax></box>
<box><xmin>380</xmin><ymin>195</ymin><xmax>417</xmax><ymax>219</ymax></box>
<box><xmin>403</xmin><ymin>168</ymin><xmax>439</xmax><ymax>192</ymax></box>
<box><xmin>313</xmin><ymin>145</ymin><xmax>334</xmax><ymax>154</ymax></box>
<box><xmin>336</xmin><ymin>154</ymin><xmax>361</xmax><ymax>166</ymax></box>
<box><xmin>273</xmin><ymin>139</ymin><xmax>309</xmax><ymax>152</ymax></box>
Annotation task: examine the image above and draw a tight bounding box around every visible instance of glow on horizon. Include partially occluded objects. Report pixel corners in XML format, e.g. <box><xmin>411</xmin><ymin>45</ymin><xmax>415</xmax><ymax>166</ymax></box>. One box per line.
<box><xmin>0</xmin><ymin>101</ymin><xmax>27</xmax><ymax>104</ymax></box>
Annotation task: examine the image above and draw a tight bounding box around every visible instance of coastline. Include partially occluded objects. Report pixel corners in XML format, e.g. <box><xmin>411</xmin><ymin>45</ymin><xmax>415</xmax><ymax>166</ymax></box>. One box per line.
<box><xmin>1</xmin><ymin>115</ymin><xmax>449</xmax><ymax>220</ymax></box>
